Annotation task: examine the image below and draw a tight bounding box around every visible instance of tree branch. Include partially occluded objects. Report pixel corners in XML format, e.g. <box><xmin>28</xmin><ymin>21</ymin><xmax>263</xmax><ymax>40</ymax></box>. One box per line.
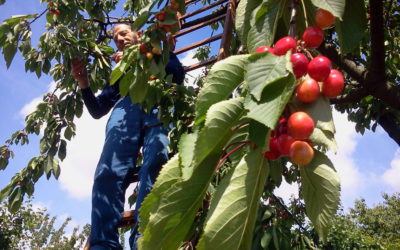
<box><xmin>376</xmin><ymin>112</ymin><xmax>400</xmax><ymax>146</ymax></box>
<box><xmin>369</xmin><ymin>0</ymin><xmax>386</xmax><ymax>80</ymax></box>
<box><xmin>330</xmin><ymin>87</ymin><xmax>368</xmax><ymax>105</ymax></box>
<box><xmin>317</xmin><ymin>43</ymin><xmax>367</xmax><ymax>83</ymax></box>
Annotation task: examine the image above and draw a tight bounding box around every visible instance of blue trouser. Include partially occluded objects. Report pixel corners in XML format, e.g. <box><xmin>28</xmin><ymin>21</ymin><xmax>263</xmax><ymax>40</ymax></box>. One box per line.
<box><xmin>89</xmin><ymin>97</ymin><xmax>169</xmax><ymax>250</ymax></box>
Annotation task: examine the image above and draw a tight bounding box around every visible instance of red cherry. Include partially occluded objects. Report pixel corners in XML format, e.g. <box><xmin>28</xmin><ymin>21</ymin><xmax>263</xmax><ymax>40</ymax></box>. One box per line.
<box><xmin>322</xmin><ymin>69</ymin><xmax>344</xmax><ymax>98</ymax></box>
<box><xmin>264</xmin><ymin>136</ymin><xmax>281</xmax><ymax>160</ymax></box>
<box><xmin>302</xmin><ymin>26</ymin><xmax>324</xmax><ymax>48</ymax></box>
<box><xmin>273</xmin><ymin>36</ymin><xmax>296</xmax><ymax>56</ymax></box>
<box><xmin>315</xmin><ymin>9</ymin><xmax>335</xmax><ymax>29</ymax></box>
<box><xmin>291</xmin><ymin>53</ymin><xmax>309</xmax><ymax>78</ymax></box>
<box><xmin>296</xmin><ymin>78</ymin><xmax>320</xmax><ymax>103</ymax></box>
<box><xmin>277</xmin><ymin>117</ymin><xmax>288</xmax><ymax>135</ymax></box>
<box><xmin>139</xmin><ymin>44</ymin><xmax>147</xmax><ymax>53</ymax></box>
<box><xmin>288</xmin><ymin>112</ymin><xmax>315</xmax><ymax>140</ymax></box>
<box><xmin>277</xmin><ymin>134</ymin><xmax>295</xmax><ymax>156</ymax></box>
<box><xmin>307</xmin><ymin>56</ymin><xmax>332</xmax><ymax>81</ymax></box>
<box><xmin>255</xmin><ymin>46</ymin><xmax>275</xmax><ymax>54</ymax></box>
<box><xmin>290</xmin><ymin>141</ymin><xmax>314</xmax><ymax>166</ymax></box>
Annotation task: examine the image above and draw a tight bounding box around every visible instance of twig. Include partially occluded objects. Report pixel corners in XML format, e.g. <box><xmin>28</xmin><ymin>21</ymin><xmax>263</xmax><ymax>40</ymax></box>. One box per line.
<box><xmin>271</xmin><ymin>194</ymin><xmax>307</xmax><ymax>233</ymax></box>
<box><xmin>28</xmin><ymin>9</ymin><xmax>48</xmax><ymax>25</ymax></box>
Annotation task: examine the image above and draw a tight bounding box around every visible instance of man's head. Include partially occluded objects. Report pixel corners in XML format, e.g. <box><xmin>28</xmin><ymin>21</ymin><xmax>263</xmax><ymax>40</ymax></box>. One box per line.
<box><xmin>112</xmin><ymin>24</ymin><xmax>141</xmax><ymax>51</ymax></box>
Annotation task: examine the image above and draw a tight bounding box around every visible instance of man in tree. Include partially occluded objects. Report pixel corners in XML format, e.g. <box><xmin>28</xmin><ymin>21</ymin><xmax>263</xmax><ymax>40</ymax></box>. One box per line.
<box><xmin>71</xmin><ymin>23</ymin><xmax>185</xmax><ymax>249</ymax></box>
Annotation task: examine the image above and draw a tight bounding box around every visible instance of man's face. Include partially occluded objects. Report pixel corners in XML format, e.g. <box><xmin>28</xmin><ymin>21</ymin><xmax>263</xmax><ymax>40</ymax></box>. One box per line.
<box><xmin>113</xmin><ymin>24</ymin><xmax>140</xmax><ymax>51</ymax></box>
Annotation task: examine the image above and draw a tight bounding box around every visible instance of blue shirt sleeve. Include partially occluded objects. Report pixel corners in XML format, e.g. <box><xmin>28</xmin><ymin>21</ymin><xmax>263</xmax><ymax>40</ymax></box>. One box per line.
<box><xmin>166</xmin><ymin>52</ymin><xmax>185</xmax><ymax>85</ymax></box>
<box><xmin>81</xmin><ymin>53</ymin><xmax>185</xmax><ymax>119</ymax></box>
<box><xmin>81</xmin><ymin>83</ymin><xmax>120</xmax><ymax>119</ymax></box>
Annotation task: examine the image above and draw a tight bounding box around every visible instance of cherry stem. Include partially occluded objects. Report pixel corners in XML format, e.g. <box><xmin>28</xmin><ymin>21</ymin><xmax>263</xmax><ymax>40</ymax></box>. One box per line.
<box><xmin>231</xmin><ymin>121</ymin><xmax>250</xmax><ymax>134</ymax></box>
<box><xmin>300</xmin><ymin>0</ymin><xmax>309</xmax><ymax>28</ymax></box>
<box><xmin>289</xmin><ymin>0</ymin><xmax>298</xmax><ymax>38</ymax></box>
<box><xmin>222</xmin><ymin>140</ymin><xmax>251</xmax><ymax>156</ymax></box>
<box><xmin>216</xmin><ymin>141</ymin><xmax>251</xmax><ymax>169</ymax></box>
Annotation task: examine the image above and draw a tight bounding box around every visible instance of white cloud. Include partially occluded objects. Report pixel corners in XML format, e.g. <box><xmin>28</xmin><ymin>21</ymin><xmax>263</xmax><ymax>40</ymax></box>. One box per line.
<box><xmin>382</xmin><ymin>149</ymin><xmax>400</xmax><ymax>191</ymax></box>
<box><xmin>327</xmin><ymin>110</ymin><xmax>364</xmax><ymax>207</ymax></box>
<box><xmin>31</xmin><ymin>201</ymin><xmax>51</xmax><ymax>212</ymax></box>
<box><xmin>19</xmin><ymin>81</ymin><xmax>58</xmax><ymax>119</ymax></box>
<box><xmin>178</xmin><ymin>51</ymin><xmax>203</xmax><ymax>87</ymax></box>
<box><xmin>275</xmin><ymin>179</ymin><xmax>299</xmax><ymax>203</ymax></box>
<box><xmin>20</xmin><ymin>96</ymin><xmax>42</xmax><ymax>118</ymax></box>
<box><xmin>58</xmin><ymin>110</ymin><xmax>109</xmax><ymax>200</ymax></box>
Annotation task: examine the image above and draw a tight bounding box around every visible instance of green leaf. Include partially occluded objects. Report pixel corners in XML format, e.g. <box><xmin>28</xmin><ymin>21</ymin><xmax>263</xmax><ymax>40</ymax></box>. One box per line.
<box><xmin>139</xmin><ymin>154</ymin><xmax>182</xmax><ymax>235</ymax></box>
<box><xmin>235</xmin><ymin>0</ymin><xmax>262</xmax><ymax>48</ymax></box>
<box><xmin>196</xmin><ymin>148</ymin><xmax>269</xmax><ymax>250</ymax></box>
<box><xmin>300</xmin><ymin>150</ymin><xmax>341</xmax><ymax>242</ymax></box>
<box><xmin>247</xmin><ymin>0</ymin><xmax>282</xmax><ymax>53</ymax></box>
<box><xmin>58</xmin><ymin>139</ymin><xmax>67</xmax><ymax>161</ymax></box>
<box><xmin>310</xmin><ymin>127</ymin><xmax>337</xmax><ymax>152</ymax></box>
<box><xmin>195</xmin><ymin>55</ymin><xmax>249</xmax><ymax>125</ymax></box>
<box><xmin>178</xmin><ymin>132</ymin><xmax>198</xmax><ymax>179</ymax></box>
<box><xmin>289</xmin><ymin>96</ymin><xmax>335</xmax><ymax>133</ymax></box>
<box><xmin>45</xmin><ymin>155</ymin><xmax>55</xmax><ymax>179</ymax></box>
<box><xmin>132</xmin><ymin>0</ymin><xmax>157</xmax><ymax>30</ymax></box>
<box><xmin>310</xmin><ymin>0</ymin><xmax>346</xmax><ymax>19</ymax></box>
<box><xmin>261</xmin><ymin>229</ymin><xmax>273</xmax><ymax>248</ymax></box>
<box><xmin>139</xmin><ymin>98</ymin><xmax>246</xmax><ymax>250</ymax></box>
<box><xmin>249</xmin><ymin>120</ymin><xmax>270</xmax><ymax>151</ymax></box>
<box><xmin>3</xmin><ymin>41</ymin><xmax>18</xmax><ymax>68</ymax></box>
<box><xmin>128</xmin><ymin>66</ymin><xmax>148</xmax><ymax>103</ymax></box>
<box><xmin>52</xmin><ymin>158</ymin><xmax>60</xmax><ymax>179</ymax></box>
<box><xmin>245</xmin><ymin>74</ymin><xmax>296</xmax><ymax>129</ymax></box>
<box><xmin>269</xmin><ymin>159</ymin><xmax>283</xmax><ymax>187</ymax></box>
<box><xmin>335</xmin><ymin>0</ymin><xmax>367</xmax><ymax>54</ymax></box>
<box><xmin>245</xmin><ymin>52</ymin><xmax>292</xmax><ymax>102</ymax></box>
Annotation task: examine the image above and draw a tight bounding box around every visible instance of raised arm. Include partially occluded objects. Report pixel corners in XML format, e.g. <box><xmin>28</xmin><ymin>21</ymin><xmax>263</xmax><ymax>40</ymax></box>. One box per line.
<box><xmin>71</xmin><ymin>57</ymin><xmax>119</xmax><ymax>119</ymax></box>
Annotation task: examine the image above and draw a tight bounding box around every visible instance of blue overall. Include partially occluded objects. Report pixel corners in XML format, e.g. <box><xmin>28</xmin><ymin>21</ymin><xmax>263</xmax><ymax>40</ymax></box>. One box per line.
<box><xmin>81</xmin><ymin>53</ymin><xmax>185</xmax><ymax>249</ymax></box>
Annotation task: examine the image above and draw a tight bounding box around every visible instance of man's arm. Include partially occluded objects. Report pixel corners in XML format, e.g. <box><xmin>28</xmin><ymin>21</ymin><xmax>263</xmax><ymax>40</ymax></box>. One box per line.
<box><xmin>71</xmin><ymin>57</ymin><xmax>119</xmax><ymax>119</ymax></box>
<box><xmin>166</xmin><ymin>52</ymin><xmax>185</xmax><ymax>85</ymax></box>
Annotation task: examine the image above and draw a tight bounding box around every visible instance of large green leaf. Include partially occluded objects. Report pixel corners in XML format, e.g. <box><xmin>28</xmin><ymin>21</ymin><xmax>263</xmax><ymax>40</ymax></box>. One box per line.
<box><xmin>310</xmin><ymin>0</ymin><xmax>346</xmax><ymax>19</ymax></box>
<box><xmin>335</xmin><ymin>0</ymin><xmax>367</xmax><ymax>54</ymax></box>
<box><xmin>300</xmin><ymin>150</ymin><xmax>341</xmax><ymax>242</ymax></box>
<box><xmin>195</xmin><ymin>55</ymin><xmax>249</xmax><ymax>125</ymax></box>
<box><xmin>245</xmin><ymin>53</ymin><xmax>292</xmax><ymax>102</ymax></box>
<box><xmin>309</xmin><ymin>127</ymin><xmax>337</xmax><ymax>153</ymax></box>
<box><xmin>289</xmin><ymin>96</ymin><xmax>335</xmax><ymax>133</ymax></box>
<box><xmin>139</xmin><ymin>154</ymin><xmax>181</xmax><ymax>234</ymax></box>
<box><xmin>3</xmin><ymin>41</ymin><xmax>18</xmax><ymax>68</ymax></box>
<box><xmin>178</xmin><ymin>132</ymin><xmax>198</xmax><ymax>179</ymax></box>
<box><xmin>245</xmin><ymin>74</ymin><xmax>296</xmax><ymax>129</ymax></box>
<box><xmin>235</xmin><ymin>0</ymin><xmax>262</xmax><ymax>48</ymax></box>
<box><xmin>196</xmin><ymin>149</ymin><xmax>269</xmax><ymax>250</ymax></box>
<box><xmin>139</xmin><ymin>98</ymin><xmax>246</xmax><ymax>250</ymax></box>
<box><xmin>247</xmin><ymin>0</ymin><xmax>282</xmax><ymax>53</ymax></box>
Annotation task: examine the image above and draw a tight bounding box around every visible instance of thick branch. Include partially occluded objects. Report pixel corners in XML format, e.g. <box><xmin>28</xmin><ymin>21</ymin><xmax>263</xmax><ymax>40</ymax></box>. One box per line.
<box><xmin>369</xmin><ymin>0</ymin><xmax>386</xmax><ymax>80</ymax></box>
<box><xmin>317</xmin><ymin>43</ymin><xmax>367</xmax><ymax>83</ymax></box>
<box><xmin>376</xmin><ymin>112</ymin><xmax>400</xmax><ymax>146</ymax></box>
<box><xmin>330</xmin><ymin>87</ymin><xmax>368</xmax><ymax>105</ymax></box>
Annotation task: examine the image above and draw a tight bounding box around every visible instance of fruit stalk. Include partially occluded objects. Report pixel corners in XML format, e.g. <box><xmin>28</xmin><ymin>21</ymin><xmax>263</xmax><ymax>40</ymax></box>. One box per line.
<box><xmin>289</xmin><ymin>0</ymin><xmax>298</xmax><ymax>38</ymax></box>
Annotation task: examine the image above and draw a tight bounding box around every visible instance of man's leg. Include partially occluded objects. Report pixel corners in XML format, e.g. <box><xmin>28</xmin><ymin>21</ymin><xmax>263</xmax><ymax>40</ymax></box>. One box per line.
<box><xmin>90</xmin><ymin>99</ymin><xmax>143</xmax><ymax>249</ymax></box>
<box><xmin>130</xmin><ymin>110</ymin><xmax>169</xmax><ymax>249</ymax></box>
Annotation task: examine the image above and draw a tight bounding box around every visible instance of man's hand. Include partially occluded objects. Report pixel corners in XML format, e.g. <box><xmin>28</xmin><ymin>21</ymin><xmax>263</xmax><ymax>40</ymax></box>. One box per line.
<box><xmin>111</xmin><ymin>51</ymin><xmax>123</xmax><ymax>63</ymax></box>
<box><xmin>71</xmin><ymin>57</ymin><xmax>89</xmax><ymax>89</ymax></box>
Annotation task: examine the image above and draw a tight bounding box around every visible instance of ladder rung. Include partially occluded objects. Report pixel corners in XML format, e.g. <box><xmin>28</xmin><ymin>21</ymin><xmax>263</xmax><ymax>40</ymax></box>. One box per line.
<box><xmin>184</xmin><ymin>57</ymin><xmax>218</xmax><ymax>72</ymax></box>
<box><xmin>180</xmin><ymin>0</ymin><xmax>228</xmax><ymax>20</ymax></box>
<box><xmin>173</xmin><ymin>34</ymin><xmax>223</xmax><ymax>55</ymax></box>
<box><xmin>174</xmin><ymin>13</ymin><xmax>226</xmax><ymax>38</ymax></box>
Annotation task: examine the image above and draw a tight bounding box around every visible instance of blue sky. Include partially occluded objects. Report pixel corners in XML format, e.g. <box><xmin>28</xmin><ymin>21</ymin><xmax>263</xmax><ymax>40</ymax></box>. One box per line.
<box><xmin>1</xmin><ymin>0</ymin><xmax>399</xmax><ymax>245</ymax></box>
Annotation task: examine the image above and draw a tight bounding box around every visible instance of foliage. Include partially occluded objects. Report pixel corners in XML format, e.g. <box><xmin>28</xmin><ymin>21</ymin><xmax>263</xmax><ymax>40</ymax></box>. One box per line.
<box><xmin>0</xmin><ymin>199</ymin><xmax>89</xmax><ymax>250</ymax></box>
<box><xmin>0</xmin><ymin>0</ymin><xmax>398</xmax><ymax>249</ymax></box>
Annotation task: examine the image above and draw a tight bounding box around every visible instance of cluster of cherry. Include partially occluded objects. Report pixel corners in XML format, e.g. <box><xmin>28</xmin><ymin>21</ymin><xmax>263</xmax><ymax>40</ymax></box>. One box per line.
<box><xmin>258</xmin><ymin>9</ymin><xmax>343</xmax><ymax>166</ymax></box>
